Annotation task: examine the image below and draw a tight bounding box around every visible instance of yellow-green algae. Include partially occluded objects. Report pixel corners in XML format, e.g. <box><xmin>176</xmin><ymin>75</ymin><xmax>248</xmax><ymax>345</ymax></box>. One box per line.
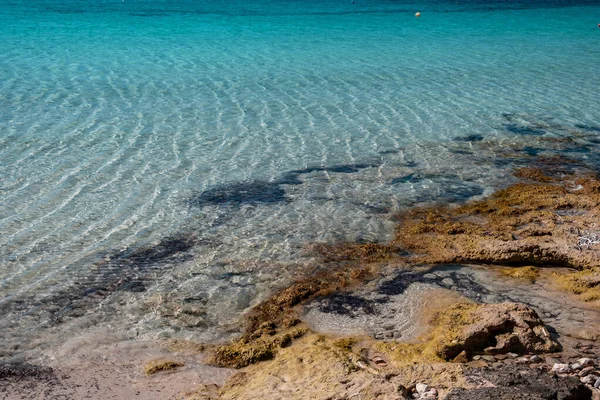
<box><xmin>553</xmin><ymin>268</ymin><xmax>600</xmax><ymax>304</ymax></box>
<box><xmin>208</xmin><ymin>166</ymin><xmax>599</xmax><ymax>372</ymax></box>
<box><xmin>144</xmin><ymin>359</ymin><xmax>184</xmax><ymax>375</ymax></box>
<box><xmin>213</xmin><ymin>327</ymin><xmax>308</xmax><ymax>368</ymax></box>
<box><xmin>210</xmin><ymin>262</ymin><xmax>379</xmax><ymax>368</ymax></box>
<box><xmin>498</xmin><ymin>266</ymin><xmax>540</xmax><ymax>283</ymax></box>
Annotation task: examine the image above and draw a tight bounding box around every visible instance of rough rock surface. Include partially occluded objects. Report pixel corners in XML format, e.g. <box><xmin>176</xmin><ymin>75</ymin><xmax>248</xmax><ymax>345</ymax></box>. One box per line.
<box><xmin>434</xmin><ymin>302</ymin><xmax>559</xmax><ymax>360</ymax></box>
<box><xmin>393</xmin><ymin>172</ymin><xmax>600</xmax><ymax>273</ymax></box>
<box><xmin>445</xmin><ymin>364</ymin><xmax>592</xmax><ymax>400</ymax></box>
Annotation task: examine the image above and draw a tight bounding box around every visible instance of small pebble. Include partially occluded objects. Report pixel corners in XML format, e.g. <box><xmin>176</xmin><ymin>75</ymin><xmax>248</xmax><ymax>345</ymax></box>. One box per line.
<box><xmin>507</xmin><ymin>353</ymin><xmax>519</xmax><ymax>359</ymax></box>
<box><xmin>416</xmin><ymin>383</ymin><xmax>429</xmax><ymax>394</ymax></box>
<box><xmin>516</xmin><ymin>357</ymin><xmax>529</xmax><ymax>364</ymax></box>
<box><xmin>472</xmin><ymin>355</ymin><xmax>482</xmax><ymax>361</ymax></box>
<box><xmin>530</xmin><ymin>355</ymin><xmax>543</xmax><ymax>363</ymax></box>
<box><xmin>580</xmin><ymin>375</ymin><xmax>596</xmax><ymax>385</ymax></box>
<box><xmin>579</xmin><ymin>366</ymin><xmax>595</xmax><ymax>377</ymax></box>
<box><xmin>495</xmin><ymin>354</ymin><xmax>508</xmax><ymax>361</ymax></box>
<box><xmin>481</xmin><ymin>355</ymin><xmax>496</xmax><ymax>362</ymax></box>
<box><xmin>552</xmin><ymin>363</ymin><xmax>571</xmax><ymax>374</ymax></box>
<box><xmin>578</xmin><ymin>358</ymin><xmax>595</xmax><ymax>367</ymax></box>
<box><xmin>594</xmin><ymin>378</ymin><xmax>600</xmax><ymax>389</ymax></box>
<box><xmin>441</xmin><ymin>278</ymin><xmax>455</xmax><ymax>286</ymax></box>
<box><xmin>571</xmin><ymin>363</ymin><xmax>582</xmax><ymax>371</ymax></box>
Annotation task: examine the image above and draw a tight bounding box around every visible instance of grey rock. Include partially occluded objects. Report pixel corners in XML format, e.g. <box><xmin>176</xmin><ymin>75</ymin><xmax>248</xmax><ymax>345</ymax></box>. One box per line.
<box><xmin>552</xmin><ymin>363</ymin><xmax>571</xmax><ymax>374</ymax></box>
<box><xmin>580</xmin><ymin>375</ymin><xmax>596</xmax><ymax>385</ymax></box>
<box><xmin>416</xmin><ymin>383</ymin><xmax>429</xmax><ymax>394</ymax></box>
<box><xmin>507</xmin><ymin>353</ymin><xmax>519</xmax><ymax>359</ymax></box>
<box><xmin>421</xmin><ymin>391</ymin><xmax>437</xmax><ymax>400</ymax></box>
<box><xmin>571</xmin><ymin>363</ymin><xmax>582</xmax><ymax>371</ymax></box>
<box><xmin>579</xmin><ymin>366</ymin><xmax>594</xmax><ymax>377</ymax></box>
<box><xmin>481</xmin><ymin>355</ymin><xmax>496</xmax><ymax>362</ymax></box>
<box><xmin>445</xmin><ymin>364</ymin><xmax>592</xmax><ymax>400</ymax></box>
<box><xmin>594</xmin><ymin>378</ymin><xmax>600</xmax><ymax>389</ymax></box>
<box><xmin>530</xmin><ymin>355</ymin><xmax>543</xmax><ymax>363</ymax></box>
<box><xmin>577</xmin><ymin>358</ymin><xmax>595</xmax><ymax>367</ymax></box>
<box><xmin>441</xmin><ymin>278</ymin><xmax>455</xmax><ymax>286</ymax></box>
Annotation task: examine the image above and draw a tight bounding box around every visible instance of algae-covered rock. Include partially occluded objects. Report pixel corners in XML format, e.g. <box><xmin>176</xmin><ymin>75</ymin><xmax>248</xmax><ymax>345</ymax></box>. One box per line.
<box><xmin>213</xmin><ymin>341</ymin><xmax>275</xmax><ymax>369</ymax></box>
<box><xmin>393</xmin><ymin>172</ymin><xmax>600</xmax><ymax>271</ymax></box>
<box><xmin>210</xmin><ymin>263</ymin><xmax>377</xmax><ymax>368</ymax></box>
<box><xmin>144</xmin><ymin>359</ymin><xmax>184</xmax><ymax>375</ymax></box>
<box><xmin>433</xmin><ymin>302</ymin><xmax>558</xmax><ymax>360</ymax></box>
<box><xmin>499</xmin><ymin>266</ymin><xmax>540</xmax><ymax>283</ymax></box>
<box><xmin>212</xmin><ymin>328</ymin><xmax>307</xmax><ymax>368</ymax></box>
<box><xmin>211</xmin><ymin>332</ymin><xmax>467</xmax><ymax>400</ymax></box>
<box><xmin>554</xmin><ymin>268</ymin><xmax>600</xmax><ymax>304</ymax></box>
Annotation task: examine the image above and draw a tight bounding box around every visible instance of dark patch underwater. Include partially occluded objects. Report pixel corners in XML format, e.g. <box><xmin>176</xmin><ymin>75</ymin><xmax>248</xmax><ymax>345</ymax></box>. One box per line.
<box><xmin>0</xmin><ymin>234</ymin><xmax>199</xmax><ymax>329</ymax></box>
<box><xmin>188</xmin><ymin>162</ymin><xmax>381</xmax><ymax>208</ymax></box>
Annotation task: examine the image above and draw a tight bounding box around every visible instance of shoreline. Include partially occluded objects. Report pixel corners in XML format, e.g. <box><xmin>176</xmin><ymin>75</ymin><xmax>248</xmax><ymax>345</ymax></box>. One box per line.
<box><xmin>2</xmin><ymin>149</ymin><xmax>600</xmax><ymax>399</ymax></box>
<box><xmin>194</xmin><ymin>161</ymin><xmax>600</xmax><ymax>399</ymax></box>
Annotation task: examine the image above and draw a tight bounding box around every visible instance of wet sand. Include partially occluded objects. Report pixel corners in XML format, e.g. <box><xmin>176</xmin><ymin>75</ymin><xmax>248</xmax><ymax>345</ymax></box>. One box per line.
<box><xmin>1</xmin><ymin>337</ymin><xmax>234</xmax><ymax>400</ymax></box>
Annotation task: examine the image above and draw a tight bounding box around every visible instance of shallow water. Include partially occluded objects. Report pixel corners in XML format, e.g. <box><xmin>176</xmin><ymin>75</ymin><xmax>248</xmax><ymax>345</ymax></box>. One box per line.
<box><xmin>1</xmin><ymin>0</ymin><xmax>600</xmax><ymax>359</ymax></box>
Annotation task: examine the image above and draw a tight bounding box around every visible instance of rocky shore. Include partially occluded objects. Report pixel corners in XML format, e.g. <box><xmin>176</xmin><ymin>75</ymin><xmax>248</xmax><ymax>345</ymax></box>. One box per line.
<box><xmin>180</xmin><ymin>162</ymin><xmax>600</xmax><ymax>400</ymax></box>
<box><xmin>2</xmin><ymin>141</ymin><xmax>600</xmax><ymax>399</ymax></box>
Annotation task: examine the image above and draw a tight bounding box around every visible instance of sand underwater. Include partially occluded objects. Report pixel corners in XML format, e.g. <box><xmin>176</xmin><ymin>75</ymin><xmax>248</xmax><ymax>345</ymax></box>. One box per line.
<box><xmin>3</xmin><ymin>119</ymin><xmax>600</xmax><ymax>400</ymax></box>
<box><xmin>2</xmin><ymin>0</ymin><xmax>600</xmax><ymax>399</ymax></box>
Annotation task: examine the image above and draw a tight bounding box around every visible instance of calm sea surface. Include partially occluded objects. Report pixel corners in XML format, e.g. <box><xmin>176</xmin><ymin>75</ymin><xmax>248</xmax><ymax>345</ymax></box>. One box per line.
<box><xmin>1</xmin><ymin>0</ymin><xmax>599</xmax><ymax>359</ymax></box>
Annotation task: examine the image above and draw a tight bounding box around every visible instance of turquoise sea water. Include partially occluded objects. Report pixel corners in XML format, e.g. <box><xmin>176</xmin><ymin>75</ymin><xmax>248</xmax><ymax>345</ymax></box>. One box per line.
<box><xmin>1</xmin><ymin>0</ymin><xmax>600</xmax><ymax>358</ymax></box>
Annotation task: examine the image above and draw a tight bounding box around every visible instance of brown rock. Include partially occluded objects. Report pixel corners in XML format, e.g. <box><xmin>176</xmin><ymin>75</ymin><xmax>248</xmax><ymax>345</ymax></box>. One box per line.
<box><xmin>437</xmin><ymin>302</ymin><xmax>559</xmax><ymax>361</ymax></box>
<box><xmin>452</xmin><ymin>351</ymin><xmax>469</xmax><ymax>363</ymax></box>
<box><xmin>143</xmin><ymin>359</ymin><xmax>184</xmax><ymax>375</ymax></box>
<box><xmin>392</xmin><ymin>174</ymin><xmax>600</xmax><ymax>273</ymax></box>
